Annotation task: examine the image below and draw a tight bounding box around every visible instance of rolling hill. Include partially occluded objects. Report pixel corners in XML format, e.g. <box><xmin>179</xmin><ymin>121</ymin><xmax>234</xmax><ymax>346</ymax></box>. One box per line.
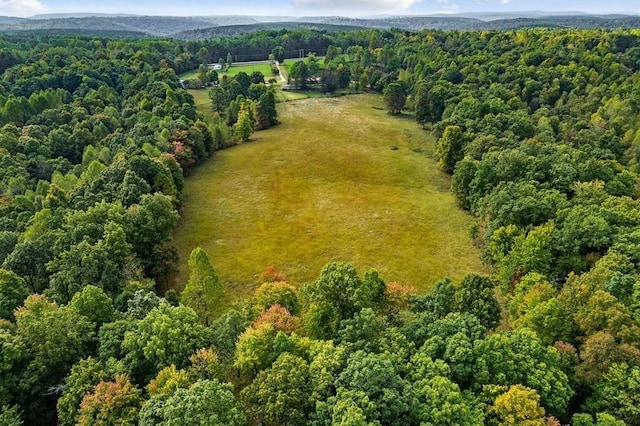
<box><xmin>1</xmin><ymin>13</ymin><xmax>639</xmax><ymax>39</ymax></box>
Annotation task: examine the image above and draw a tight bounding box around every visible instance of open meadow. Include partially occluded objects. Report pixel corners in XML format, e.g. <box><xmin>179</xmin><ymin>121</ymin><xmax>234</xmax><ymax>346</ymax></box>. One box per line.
<box><xmin>180</xmin><ymin>62</ymin><xmax>276</xmax><ymax>81</ymax></box>
<box><xmin>224</xmin><ymin>62</ymin><xmax>274</xmax><ymax>78</ymax></box>
<box><xmin>172</xmin><ymin>94</ymin><xmax>486</xmax><ymax>297</ymax></box>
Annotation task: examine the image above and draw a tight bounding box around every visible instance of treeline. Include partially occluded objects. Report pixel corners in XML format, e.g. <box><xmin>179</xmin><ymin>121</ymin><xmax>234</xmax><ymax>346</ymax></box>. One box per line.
<box><xmin>6</xmin><ymin>14</ymin><xmax>640</xmax><ymax>40</ymax></box>
<box><xmin>394</xmin><ymin>28</ymin><xmax>640</xmax><ymax>424</ymax></box>
<box><xmin>0</xmin><ymin>34</ymin><xmax>255</xmax><ymax>424</ymax></box>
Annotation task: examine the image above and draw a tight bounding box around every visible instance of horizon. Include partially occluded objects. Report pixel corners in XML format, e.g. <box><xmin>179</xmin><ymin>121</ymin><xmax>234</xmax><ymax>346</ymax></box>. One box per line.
<box><xmin>1</xmin><ymin>0</ymin><xmax>639</xmax><ymax>19</ymax></box>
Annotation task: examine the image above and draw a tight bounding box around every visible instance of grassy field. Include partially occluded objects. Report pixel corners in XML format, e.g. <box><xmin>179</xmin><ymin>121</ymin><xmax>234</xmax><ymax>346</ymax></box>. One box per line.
<box><xmin>275</xmin><ymin>89</ymin><xmax>325</xmax><ymax>102</ymax></box>
<box><xmin>172</xmin><ymin>94</ymin><xmax>486</xmax><ymax>298</ymax></box>
<box><xmin>187</xmin><ymin>89</ymin><xmax>214</xmax><ymax>114</ymax></box>
<box><xmin>179</xmin><ymin>63</ymin><xmax>276</xmax><ymax>82</ymax></box>
<box><xmin>224</xmin><ymin>63</ymin><xmax>275</xmax><ymax>79</ymax></box>
<box><xmin>182</xmin><ymin>58</ymin><xmax>333</xmax><ymax>105</ymax></box>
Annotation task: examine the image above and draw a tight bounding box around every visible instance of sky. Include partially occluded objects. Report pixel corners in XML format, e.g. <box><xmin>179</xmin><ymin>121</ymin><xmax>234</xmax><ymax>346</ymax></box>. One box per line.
<box><xmin>0</xmin><ymin>0</ymin><xmax>638</xmax><ymax>18</ymax></box>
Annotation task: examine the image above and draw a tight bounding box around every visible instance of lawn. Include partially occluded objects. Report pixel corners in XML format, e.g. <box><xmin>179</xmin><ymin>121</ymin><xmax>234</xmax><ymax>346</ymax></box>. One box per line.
<box><xmin>179</xmin><ymin>63</ymin><xmax>277</xmax><ymax>82</ymax></box>
<box><xmin>179</xmin><ymin>69</ymin><xmax>199</xmax><ymax>80</ymax></box>
<box><xmin>172</xmin><ymin>94</ymin><xmax>486</xmax><ymax>298</ymax></box>
<box><xmin>224</xmin><ymin>63</ymin><xmax>275</xmax><ymax>79</ymax></box>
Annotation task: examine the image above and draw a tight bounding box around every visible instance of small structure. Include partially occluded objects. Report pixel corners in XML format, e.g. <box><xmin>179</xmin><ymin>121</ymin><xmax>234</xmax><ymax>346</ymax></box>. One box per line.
<box><xmin>207</xmin><ymin>63</ymin><xmax>223</xmax><ymax>71</ymax></box>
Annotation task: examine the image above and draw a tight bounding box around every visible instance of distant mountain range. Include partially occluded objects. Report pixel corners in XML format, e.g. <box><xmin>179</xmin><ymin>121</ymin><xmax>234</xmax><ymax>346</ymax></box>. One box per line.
<box><xmin>0</xmin><ymin>13</ymin><xmax>639</xmax><ymax>39</ymax></box>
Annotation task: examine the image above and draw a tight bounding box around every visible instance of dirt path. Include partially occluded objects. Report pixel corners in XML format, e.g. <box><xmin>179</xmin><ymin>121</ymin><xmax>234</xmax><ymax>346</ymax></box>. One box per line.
<box><xmin>276</xmin><ymin>61</ymin><xmax>287</xmax><ymax>83</ymax></box>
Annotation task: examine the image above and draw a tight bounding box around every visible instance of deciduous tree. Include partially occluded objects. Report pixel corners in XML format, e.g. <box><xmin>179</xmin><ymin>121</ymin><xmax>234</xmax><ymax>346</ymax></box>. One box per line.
<box><xmin>241</xmin><ymin>353</ymin><xmax>312</xmax><ymax>425</ymax></box>
<box><xmin>437</xmin><ymin>125</ymin><xmax>464</xmax><ymax>173</ymax></box>
<box><xmin>181</xmin><ymin>247</ymin><xmax>226</xmax><ymax>325</ymax></box>
<box><xmin>77</xmin><ymin>375</ymin><xmax>141</xmax><ymax>426</ymax></box>
<box><xmin>0</xmin><ymin>269</ymin><xmax>29</xmax><ymax>321</ymax></box>
<box><xmin>383</xmin><ymin>82</ymin><xmax>406</xmax><ymax>114</ymax></box>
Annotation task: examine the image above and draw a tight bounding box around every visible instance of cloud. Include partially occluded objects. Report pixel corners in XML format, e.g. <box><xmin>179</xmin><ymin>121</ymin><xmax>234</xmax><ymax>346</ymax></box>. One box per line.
<box><xmin>0</xmin><ymin>0</ymin><xmax>48</xmax><ymax>16</ymax></box>
<box><xmin>293</xmin><ymin>0</ymin><xmax>422</xmax><ymax>14</ymax></box>
<box><xmin>474</xmin><ymin>0</ymin><xmax>510</xmax><ymax>3</ymax></box>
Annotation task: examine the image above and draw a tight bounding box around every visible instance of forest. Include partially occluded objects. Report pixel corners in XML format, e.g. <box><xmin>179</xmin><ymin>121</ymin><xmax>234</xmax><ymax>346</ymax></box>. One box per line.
<box><xmin>1</xmin><ymin>26</ymin><xmax>640</xmax><ymax>425</ymax></box>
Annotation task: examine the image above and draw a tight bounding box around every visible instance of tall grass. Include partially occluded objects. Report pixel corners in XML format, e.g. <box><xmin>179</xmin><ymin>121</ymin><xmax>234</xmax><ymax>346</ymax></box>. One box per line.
<box><xmin>172</xmin><ymin>94</ymin><xmax>486</xmax><ymax>297</ymax></box>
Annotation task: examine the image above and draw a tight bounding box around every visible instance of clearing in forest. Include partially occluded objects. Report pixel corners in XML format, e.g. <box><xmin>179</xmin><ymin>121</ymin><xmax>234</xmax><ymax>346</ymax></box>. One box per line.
<box><xmin>172</xmin><ymin>94</ymin><xmax>486</xmax><ymax>297</ymax></box>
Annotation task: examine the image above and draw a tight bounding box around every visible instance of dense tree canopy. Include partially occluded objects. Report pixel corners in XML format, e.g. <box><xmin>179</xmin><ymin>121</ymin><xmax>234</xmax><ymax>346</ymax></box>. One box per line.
<box><xmin>2</xmin><ymin>26</ymin><xmax>640</xmax><ymax>425</ymax></box>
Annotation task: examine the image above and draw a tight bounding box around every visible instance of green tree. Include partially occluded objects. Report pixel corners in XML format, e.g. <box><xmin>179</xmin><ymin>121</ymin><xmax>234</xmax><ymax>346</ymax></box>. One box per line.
<box><xmin>14</xmin><ymin>295</ymin><xmax>95</xmax><ymax>424</ymax></box>
<box><xmin>3</xmin><ymin>233</ymin><xmax>55</xmax><ymax>293</ymax></box>
<box><xmin>418</xmin><ymin>312</ymin><xmax>486</xmax><ymax>386</ymax></box>
<box><xmin>321</xmin><ymin>68</ymin><xmax>339</xmax><ymax>93</ymax></box>
<box><xmin>325</xmin><ymin>350</ymin><xmax>420</xmax><ymax>425</ymax></box>
<box><xmin>0</xmin><ymin>326</ymin><xmax>24</xmax><ymax>407</ymax></box>
<box><xmin>585</xmin><ymin>363</ymin><xmax>640</xmax><ymax>425</ymax></box>
<box><xmin>0</xmin><ymin>269</ymin><xmax>29</xmax><ymax>320</ymax></box>
<box><xmin>497</xmin><ymin>222</ymin><xmax>556</xmax><ymax>291</ymax></box>
<box><xmin>119</xmin><ymin>170</ymin><xmax>151</xmax><ymax>207</ymax></box>
<box><xmin>411</xmin><ymin>277</ymin><xmax>456</xmax><ymax>318</ymax></box>
<box><xmin>121</xmin><ymin>303</ymin><xmax>213</xmax><ymax>382</ymax></box>
<box><xmin>234</xmin><ymin>103</ymin><xmax>254</xmax><ymax>142</ymax></box>
<box><xmin>573</xmin><ymin>413</ymin><xmax>627</xmax><ymax>426</ymax></box>
<box><xmin>436</xmin><ymin>125</ymin><xmax>464</xmax><ymax>174</ymax></box>
<box><xmin>209</xmin><ymin>86</ymin><xmax>229</xmax><ymax>113</ymax></box>
<box><xmin>188</xmin><ymin>347</ymin><xmax>224</xmax><ymax>382</ymax></box>
<box><xmin>336</xmin><ymin>307</ymin><xmax>387</xmax><ymax>353</ymax></box>
<box><xmin>48</xmin><ymin>221</ymin><xmax>132</xmax><ymax>303</ymax></box>
<box><xmin>383</xmin><ymin>82</ymin><xmax>406</xmax><ymax>114</ymax></box>
<box><xmin>454</xmin><ymin>274</ymin><xmax>501</xmax><ymax>330</ymax></box>
<box><xmin>303</xmin><ymin>263</ymin><xmax>386</xmax><ymax>328</ymax></box>
<box><xmin>515</xmin><ymin>297</ymin><xmax>575</xmax><ymax>346</ymax></box>
<box><xmin>197</xmin><ymin>64</ymin><xmax>209</xmax><ymax>84</ymax></box>
<box><xmin>181</xmin><ymin>247</ymin><xmax>226</xmax><ymax>325</ymax></box>
<box><xmin>254</xmin><ymin>90</ymin><xmax>277</xmax><ymax>130</ymax></box>
<box><xmin>414</xmin><ymin>80</ymin><xmax>451</xmax><ymax>124</ymax></box>
<box><xmin>473</xmin><ymin>328</ymin><xmax>573</xmax><ymax>417</ymax></box>
<box><xmin>248</xmin><ymin>82</ymin><xmax>267</xmax><ymax>100</ymax></box>
<box><xmin>290</xmin><ymin>61</ymin><xmax>309</xmax><ymax>89</ymax></box>
<box><xmin>233</xmin><ymin>323</ymin><xmax>284</xmax><ymax>375</ymax></box>
<box><xmin>125</xmin><ymin>193</ymin><xmax>179</xmax><ymax>277</ymax></box>
<box><xmin>325</xmin><ymin>45</ymin><xmax>340</xmax><ymax>62</ymax></box>
<box><xmin>574</xmin><ymin>290</ymin><xmax>636</xmax><ymax>337</ymax></box>
<box><xmin>414</xmin><ymin>80</ymin><xmax>431</xmax><ymax>125</ymax></box>
<box><xmin>272</xmin><ymin>46</ymin><xmax>285</xmax><ymax>63</ymax></box>
<box><xmin>125</xmin><ymin>289</ymin><xmax>162</xmax><ymax>319</ymax></box>
<box><xmin>151</xmin><ymin>379</ymin><xmax>245</xmax><ymax>426</ymax></box>
<box><xmin>241</xmin><ymin>353</ymin><xmax>312</xmax><ymax>425</ymax></box>
<box><xmin>211</xmin><ymin>309</ymin><xmax>248</xmax><ymax>363</ymax></box>
<box><xmin>68</xmin><ymin>285</ymin><xmax>115</xmax><ymax>327</ymax></box>
<box><xmin>0</xmin><ymin>405</ymin><xmax>22</xmax><ymax>426</ymax></box>
<box><xmin>328</xmin><ymin>398</ymin><xmax>371</xmax><ymax>426</ymax></box>
<box><xmin>414</xmin><ymin>376</ymin><xmax>483</xmax><ymax>425</ymax></box>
